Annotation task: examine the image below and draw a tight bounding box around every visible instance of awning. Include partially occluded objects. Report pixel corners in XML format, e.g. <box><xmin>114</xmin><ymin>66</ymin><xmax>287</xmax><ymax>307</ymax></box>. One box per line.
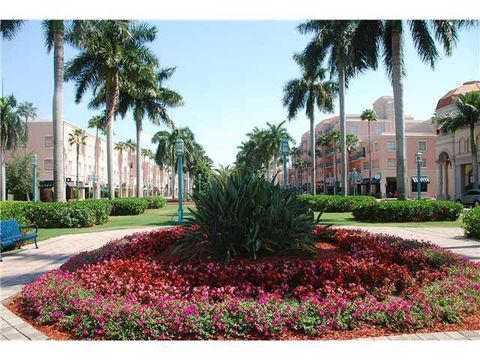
<box><xmin>39</xmin><ymin>180</ymin><xmax>54</xmax><ymax>188</ymax></box>
<box><xmin>67</xmin><ymin>181</ymin><xmax>87</xmax><ymax>188</ymax></box>
<box><xmin>370</xmin><ymin>178</ymin><xmax>380</xmax><ymax>184</ymax></box>
<box><xmin>360</xmin><ymin>178</ymin><xmax>370</xmax><ymax>185</ymax></box>
<box><xmin>412</xmin><ymin>176</ymin><xmax>430</xmax><ymax>183</ymax></box>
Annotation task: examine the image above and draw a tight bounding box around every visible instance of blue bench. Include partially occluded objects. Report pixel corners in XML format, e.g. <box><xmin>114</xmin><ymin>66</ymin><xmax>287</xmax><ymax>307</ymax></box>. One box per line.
<box><xmin>0</xmin><ymin>219</ymin><xmax>39</xmax><ymax>261</ymax></box>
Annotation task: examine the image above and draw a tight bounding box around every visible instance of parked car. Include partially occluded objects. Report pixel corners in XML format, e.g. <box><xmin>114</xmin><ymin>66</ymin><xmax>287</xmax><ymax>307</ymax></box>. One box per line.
<box><xmin>457</xmin><ymin>189</ymin><xmax>480</xmax><ymax>207</ymax></box>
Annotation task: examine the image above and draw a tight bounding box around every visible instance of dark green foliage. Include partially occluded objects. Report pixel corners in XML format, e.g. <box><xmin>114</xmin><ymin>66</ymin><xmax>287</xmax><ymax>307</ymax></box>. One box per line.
<box><xmin>175</xmin><ymin>172</ymin><xmax>316</xmax><ymax>263</ymax></box>
<box><xmin>298</xmin><ymin>195</ymin><xmax>376</xmax><ymax>213</ymax></box>
<box><xmin>143</xmin><ymin>196</ymin><xmax>167</xmax><ymax>209</ymax></box>
<box><xmin>110</xmin><ymin>198</ymin><xmax>147</xmax><ymax>216</ymax></box>
<box><xmin>352</xmin><ymin>200</ymin><xmax>464</xmax><ymax>222</ymax></box>
<box><xmin>463</xmin><ymin>206</ymin><xmax>480</xmax><ymax>239</ymax></box>
<box><xmin>83</xmin><ymin>199</ymin><xmax>113</xmax><ymax>225</ymax></box>
<box><xmin>5</xmin><ymin>153</ymin><xmax>33</xmax><ymax>200</ymax></box>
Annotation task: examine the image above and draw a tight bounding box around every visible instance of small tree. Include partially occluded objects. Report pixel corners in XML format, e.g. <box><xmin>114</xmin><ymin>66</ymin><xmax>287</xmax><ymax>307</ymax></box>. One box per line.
<box><xmin>361</xmin><ymin>109</ymin><xmax>378</xmax><ymax>194</ymax></box>
<box><xmin>6</xmin><ymin>152</ymin><xmax>33</xmax><ymax>200</ymax></box>
<box><xmin>68</xmin><ymin>129</ymin><xmax>87</xmax><ymax>200</ymax></box>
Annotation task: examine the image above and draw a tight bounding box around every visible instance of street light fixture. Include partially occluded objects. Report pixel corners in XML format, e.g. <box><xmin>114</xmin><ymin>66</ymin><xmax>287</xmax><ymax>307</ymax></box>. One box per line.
<box><xmin>31</xmin><ymin>153</ymin><xmax>38</xmax><ymax>202</ymax></box>
<box><xmin>280</xmin><ymin>138</ymin><xmax>289</xmax><ymax>187</ymax></box>
<box><xmin>415</xmin><ymin>152</ymin><xmax>423</xmax><ymax>200</ymax></box>
<box><xmin>176</xmin><ymin>138</ymin><xmax>185</xmax><ymax>223</ymax></box>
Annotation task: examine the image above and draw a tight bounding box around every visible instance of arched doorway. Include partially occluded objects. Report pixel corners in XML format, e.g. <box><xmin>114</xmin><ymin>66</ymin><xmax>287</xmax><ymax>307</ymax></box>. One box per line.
<box><xmin>437</xmin><ymin>152</ymin><xmax>451</xmax><ymax>199</ymax></box>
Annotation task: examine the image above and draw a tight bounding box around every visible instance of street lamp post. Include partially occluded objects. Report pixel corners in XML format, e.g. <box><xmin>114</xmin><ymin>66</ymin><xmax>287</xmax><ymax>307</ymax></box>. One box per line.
<box><xmin>176</xmin><ymin>138</ymin><xmax>185</xmax><ymax>223</ymax></box>
<box><xmin>31</xmin><ymin>153</ymin><xmax>38</xmax><ymax>202</ymax></box>
<box><xmin>416</xmin><ymin>152</ymin><xmax>423</xmax><ymax>200</ymax></box>
<box><xmin>280</xmin><ymin>138</ymin><xmax>289</xmax><ymax>187</ymax></box>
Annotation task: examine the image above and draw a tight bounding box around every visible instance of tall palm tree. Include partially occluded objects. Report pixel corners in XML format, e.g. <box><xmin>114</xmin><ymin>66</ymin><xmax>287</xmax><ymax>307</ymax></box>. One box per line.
<box><xmin>17</xmin><ymin>101</ymin><xmax>37</xmax><ymax>155</ymax></box>
<box><xmin>65</xmin><ymin>20</ymin><xmax>159</xmax><ymax>199</ymax></box>
<box><xmin>87</xmin><ymin>114</ymin><xmax>106</xmax><ymax>199</ymax></box>
<box><xmin>68</xmin><ymin>129</ymin><xmax>87</xmax><ymax>200</ymax></box>
<box><xmin>0</xmin><ymin>95</ymin><xmax>28</xmax><ymax>201</ymax></box>
<box><xmin>298</xmin><ymin>20</ymin><xmax>377</xmax><ymax>196</ymax></box>
<box><xmin>346</xmin><ymin>134</ymin><xmax>359</xmax><ymax>194</ymax></box>
<box><xmin>327</xmin><ymin>130</ymin><xmax>340</xmax><ymax>195</ymax></box>
<box><xmin>316</xmin><ymin>134</ymin><xmax>331</xmax><ymax>194</ymax></box>
<box><xmin>141</xmin><ymin>148</ymin><xmax>155</xmax><ymax>196</ymax></box>
<box><xmin>283</xmin><ymin>54</ymin><xmax>337</xmax><ymax>195</ymax></box>
<box><xmin>112</xmin><ymin>67</ymin><xmax>183</xmax><ymax>197</ymax></box>
<box><xmin>124</xmin><ymin>139</ymin><xmax>136</xmax><ymax>197</ymax></box>
<box><xmin>437</xmin><ymin>91</ymin><xmax>480</xmax><ymax>189</ymax></box>
<box><xmin>262</xmin><ymin>121</ymin><xmax>294</xmax><ymax>182</ymax></box>
<box><xmin>361</xmin><ymin>108</ymin><xmax>378</xmax><ymax>194</ymax></box>
<box><xmin>152</xmin><ymin>127</ymin><xmax>195</xmax><ymax>199</ymax></box>
<box><xmin>114</xmin><ymin>141</ymin><xmax>128</xmax><ymax>197</ymax></box>
<box><xmin>357</xmin><ymin>20</ymin><xmax>473</xmax><ymax>199</ymax></box>
<box><xmin>43</xmin><ymin>20</ymin><xmax>67</xmax><ymax>202</ymax></box>
<box><xmin>0</xmin><ymin>20</ymin><xmax>24</xmax><ymax>40</ymax></box>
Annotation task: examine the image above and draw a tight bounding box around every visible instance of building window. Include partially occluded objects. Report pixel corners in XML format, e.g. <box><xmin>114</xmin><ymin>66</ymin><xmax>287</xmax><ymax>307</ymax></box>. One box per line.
<box><xmin>374</xmin><ymin>142</ymin><xmax>379</xmax><ymax>152</ymax></box>
<box><xmin>363</xmin><ymin>161</ymin><xmax>370</xmax><ymax>170</ymax></box>
<box><xmin>44</xmin><ymin>136</ymin><xmax>53</xmax><ymax>148</ymax></box>
<box><xmin>375</xmin><ymin>125</ymin><xmax>383</xmax><ymax>135</ymax></box>
<box><xmin>388</xmin><ymin>158</ymin><xmax>396</xmax><ymax>168</ymax></box>
<box><xmin>372</xmin><ymin>160</ymin><xmax>379</xmax><ymax>169</ymax></box>
<box><xmin>411</xmin><ymin>181</ymin><xmax>428</xmax><ymax>193</ymax></box>
<box><xmin>350</xmin><ymin>124</ymin><xmax>358</xmax><ymax>134</ymax></box>
<box><xmin>421</xmin><ymin>158</ymin><xmax>427</xmax><ymax>168</ymax></box>
<box><xmin>387</xmin><ymin>140</ymin><xmax>396</xmax><ymax>151</ymax></box>
<box><xmin>418</xmin><ymin>141</ymin><xmax>427</xmax><ymax>151</ymax></box>
<box><xmin>43</xmin><ymin>159</ymin><xmax>53</xmax><ymax>171</ymax></box>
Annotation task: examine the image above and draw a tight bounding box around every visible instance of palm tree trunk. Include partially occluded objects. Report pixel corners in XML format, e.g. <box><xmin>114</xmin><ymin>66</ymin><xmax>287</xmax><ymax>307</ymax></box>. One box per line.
<box><xmin>76</xmin><ymin>144</ymin><xmax>79</xmax><ymax>201</ymax></box>
<box><xmin>368</xmin><ymin>120</ymin><xmax>372</xmax><ymax>195</ymax></box>
<box><xmin>171</xmin><ymin>165</ymin><xmax>176</xmax><ymax>200</ymax></box>
<box><xmin>391</xmin><ymin>22</ymin><xmax>407</xmax><ymax>200</ymax></box>
<box><xmin>53</xmin><ymin>28</ymin><xmax>66</xmax><ymax>202</ymax></box>
<box><xmin>118</xmin><ymin>151</ymin><xmax>123</xmax><ymax>198</ymax></box>
<box><xmin>470</xmin><ymin>124</ymin><xmax>479</xmax><ymax>189</ymax></box>
<box><xmin>333</xmin><ymin>150</ymin><xmax>338</xmax><ymax>195</ymax></box>
<box><xmin>310</xmin><ymin>117</ymin><xmax>316</xmax><ymax>195</ymax></box>
<box><xmin>135</xmin><ymin>121</ymin><xmax>142</xmax><ymax>198</ymax></box>
<box><xmin>338</xmin><ymin>64</ymin><xmax>347</xmax><ymax>196</ymax></box>
<box><xmin>0</xmin><ymin>148</ymin><xmax>6</xmax><ymax>201</ymax></box>
<box><xmin>94</xmin><ymin>127</ymin><xmax>100</xmax><ymax>199</ymax></box>
<box><xmin>273</xmin><ymin>154</ymin><xmax>278</xmax><ymax>182</ymax></box>
<box><xmin>323</xmin><ymin>145</ymin><xmax>327</xmax><ymax>194</ymax></box>
<box><xmin>105</xmin><ymin>72</ymin><xmax>119</xmax><ymax>200</ymax></box>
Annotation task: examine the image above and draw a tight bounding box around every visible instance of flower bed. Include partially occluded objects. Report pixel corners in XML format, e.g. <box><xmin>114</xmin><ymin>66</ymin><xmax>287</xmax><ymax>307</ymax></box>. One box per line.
<box><xmin>352</xmin><ymin>200</ymin><xmax>464</xmax><ymax>222</ymax></box>
<box><xmin>16</xmin><ymin>226</ymin><xmax>480</xmax><ymax>340</ymax></box>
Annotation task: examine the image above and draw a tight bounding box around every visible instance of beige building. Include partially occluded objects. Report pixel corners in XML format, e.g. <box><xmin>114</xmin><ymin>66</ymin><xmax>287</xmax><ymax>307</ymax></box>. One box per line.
<box><xmin>5</xmin><ymin>120</ymin><xmax>172</xmax><ymax>201</ymax></box>
<box><xmin>433</xmin><ymin>81</ymin><xmax>480</xmax><ymax>199</ymax></box>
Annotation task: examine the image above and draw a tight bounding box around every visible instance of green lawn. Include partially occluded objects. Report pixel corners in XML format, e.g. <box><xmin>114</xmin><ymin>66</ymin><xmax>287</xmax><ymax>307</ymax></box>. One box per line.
<box><xmin>317</xmin><ymin>212</ymin><xmax>464</xmax><ymax>228</ymax></box>
<box><xmin>36</xmin><ymin>204</ymin><xmax>189</xmax><ymax>242</ymax></box>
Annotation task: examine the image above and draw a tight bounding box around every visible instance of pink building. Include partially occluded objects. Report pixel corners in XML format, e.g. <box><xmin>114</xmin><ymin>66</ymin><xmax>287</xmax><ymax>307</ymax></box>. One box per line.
<box><xmin>4</xmin><ymin>120</ymin><xmax>170</xmax><ymax>201</ymax></box>
<box><xmin>289</xmin><ymin>96</ymin><xmax>438</xmax><ymax>198</ymax></box>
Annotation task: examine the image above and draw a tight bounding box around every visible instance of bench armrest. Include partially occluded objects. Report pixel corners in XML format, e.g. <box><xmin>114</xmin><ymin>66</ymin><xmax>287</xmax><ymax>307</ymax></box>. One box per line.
<box><xmin>20</xmin><ymin>223</ymin><xmax>39</xmax><ymax>234</ymax></box>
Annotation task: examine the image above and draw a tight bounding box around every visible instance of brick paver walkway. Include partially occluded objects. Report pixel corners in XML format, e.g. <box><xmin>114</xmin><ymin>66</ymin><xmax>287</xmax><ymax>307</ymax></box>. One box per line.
<box><xmin>1</xmin><ymin>225</ymin><xmax>479</xmax><ymax>340</ymax></box>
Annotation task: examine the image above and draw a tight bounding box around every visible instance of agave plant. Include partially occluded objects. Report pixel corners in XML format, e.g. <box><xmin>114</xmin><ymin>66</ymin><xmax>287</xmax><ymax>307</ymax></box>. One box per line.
<box><xmin>174</xmin><ymin>172</ymin><xmax>316</xmax><ymax>263</ymax></box>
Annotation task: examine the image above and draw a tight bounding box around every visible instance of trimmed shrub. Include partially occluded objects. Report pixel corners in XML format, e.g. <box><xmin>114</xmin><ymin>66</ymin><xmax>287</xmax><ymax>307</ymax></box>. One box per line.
<box><xmin>110</xmin><ymin>198</ymin><xmax>147</xmax><ymax>216</ymax></box>
<box><xmin>352</xmin><ymin>200</ymin><xmax>464</xmax><ymax>222</ymax></box>
<box><xmin>0</xmin><ymin>201</ymin><xmax>32</xmax><ymax>224</ymax></box>
<box><xmin>176</xmin><ymin>172</ymin><xmax>316</xmax><ymax>262</ymax></box>
<box><xmin>298</xmin><ymin>194</ymin><xmax>376</xmax><ymax>213</ymax></box>
<box><xmin>463</xmin><ymin>206</ymin><xmax>480</xmax><ymax>239</ymax></box>
<box><xmin>143</xmin><ymin>196</ymin><xmax>167</xmax><ymax>209</ymax></box>
<box><xmin>82</xmin><ymin>199</ymin><xmax>113</xmax><ymax>225</ymax></box>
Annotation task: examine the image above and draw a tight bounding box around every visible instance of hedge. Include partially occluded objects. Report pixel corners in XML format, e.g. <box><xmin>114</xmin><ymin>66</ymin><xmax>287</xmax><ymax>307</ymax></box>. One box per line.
<box><xmin>110</xmin><ymin>198</ymin><xmax>148</xmax><ymax>216</ymax></box>
<box><xmin>463</xmin><ymin>206</ymin><xmax>480</xmax><ymax>239</ymax></box>
<box><xmin>143</xmin><ymin>196</ymin><xmax>167</xmax><ymax>209</ymax></box>
<box><xmin>0</xmin><ymin>200</ymin><xmax>111</xmax><ymax>228</ymax></box>
<box><xmin>352</xmin><ymin>200</ymin><xmax>464</xmax><ymax>222</ymax></box>
<box><xmin>298</xmin><ymin>195</ymin><xmax>376</xmax><ymax>213</ymax></box>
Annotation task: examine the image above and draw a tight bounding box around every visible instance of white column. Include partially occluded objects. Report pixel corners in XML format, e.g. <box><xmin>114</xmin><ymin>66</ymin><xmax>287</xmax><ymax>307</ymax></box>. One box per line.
<box><xmin>437</xmin><ymin>162</ymin><xmax>444</xmax><ymax>199</ymax></box>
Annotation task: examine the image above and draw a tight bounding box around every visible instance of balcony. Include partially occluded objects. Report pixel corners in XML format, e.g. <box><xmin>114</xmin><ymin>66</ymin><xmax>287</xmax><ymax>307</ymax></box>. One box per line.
<box><xmin>350</xmin><ymin>150</ymin><xmax>366</xmax><ymax>161</ymax></box>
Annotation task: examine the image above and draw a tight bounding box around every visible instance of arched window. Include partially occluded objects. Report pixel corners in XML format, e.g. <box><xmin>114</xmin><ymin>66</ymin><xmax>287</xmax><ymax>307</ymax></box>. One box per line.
<box><xmin>458</xmin><ymin>138</ymin><xmax>464</xmax><ymax>153</ymax></box>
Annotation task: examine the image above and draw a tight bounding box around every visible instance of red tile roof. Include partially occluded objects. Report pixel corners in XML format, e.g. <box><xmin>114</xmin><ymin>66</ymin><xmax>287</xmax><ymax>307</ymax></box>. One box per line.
<box><xmin>436</xmin><ymin>81</ymin><xmax>480</xmax><ymax>110</ymax></box>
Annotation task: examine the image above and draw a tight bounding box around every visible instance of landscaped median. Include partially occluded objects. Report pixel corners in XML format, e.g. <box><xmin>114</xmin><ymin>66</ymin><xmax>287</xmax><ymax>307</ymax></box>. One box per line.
<box><xmin>0</xmin><ymin>196</ymin><xmax>167</xmax><ymax>228</ymax></box>
<box><xmin>11</xmin><ymin>225</ymin><xmax>480</xmax><ymax>340</ymax></box>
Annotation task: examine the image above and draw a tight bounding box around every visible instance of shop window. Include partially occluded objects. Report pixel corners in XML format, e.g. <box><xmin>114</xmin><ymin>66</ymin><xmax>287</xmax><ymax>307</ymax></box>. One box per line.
<box><xmin>411</xmin><ymin>181</ymin><xmax>428</xmax><ymax>193</ymax></box>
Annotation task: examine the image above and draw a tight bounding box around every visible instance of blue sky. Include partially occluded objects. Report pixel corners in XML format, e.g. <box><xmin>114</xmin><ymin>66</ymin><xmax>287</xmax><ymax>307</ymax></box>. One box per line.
<box><xmin>2</xmin><ymin>20</ymin><xmax>479</xmax><ymax>166</ymax></box>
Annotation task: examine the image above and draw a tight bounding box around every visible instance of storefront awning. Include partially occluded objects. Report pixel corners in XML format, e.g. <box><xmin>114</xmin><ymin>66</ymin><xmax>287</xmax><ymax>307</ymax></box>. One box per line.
<box><xmin>411</xmin><ymin>176</ymin><xmax>430</xmax><ymax>183</ymax></box>
<box><xmin>370</xmin><ymin>178</ymin><xmax>380</xmax><ymax>184</ymax></box>
<box><xmin>360</xmin><ymin>178</ymin><xmax>370</xmax><ymax>185</ymax></box>
<box><xmin>39</xmin><ymin>180</ymin><xmax>54</xmax><ymax>188</ymax></box>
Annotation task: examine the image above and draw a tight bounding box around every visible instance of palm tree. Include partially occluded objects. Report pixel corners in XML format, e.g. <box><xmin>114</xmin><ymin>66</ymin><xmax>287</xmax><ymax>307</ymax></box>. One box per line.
<box><xmin>43</xmin><ymin>20</ymin><xmax>67</xmax><ymax>202</ymax></box>
<box><xmin>111</xmin><ymin>67</ymin><xmax>183</xmax><ymax>197</ymax></box>
<box><xmin>141</xmin><ymin>148</ymin><xmax>155</xmax><ymax>196</ymax></box>
<box><xmin>298</xmin><ymin>20</ymin><xmax>377</xmax><ymax>196</ymax></box>
<box><xmin>152</xmin><ymin>127</ymin><xmax>195</xmax><ymax>199</ymax></box>
<box><xmin>262</xmin><ymin>121</ymin><xmax>294</xmax><ymax>182</ymax></box>
<box><xmin>215</xmin><ymin>164</ymin><xmax>233</xmax><ymax>185</ymax></box>
<box><xmin>124</xmin><ymin>139</ymin><xmax>136</xmax><ymax>197</ymax></box>
<box><xmin>65</xmin><ymin>20</ymin><xmax>158</xmax><ymax>199</ymax></box>
<box><xmin>316</xmin><ymin>134</ymin><xmax>331</xmax><ymax>194</ymax></box>
<box><xmin>0</xmin><ymin>20</ymin><xmax>24</xmax><ymax>40</ymax></box>
<box><xmin>114</xmin><ymin>141</ymin><xmax>128</xmax><ymax>197</ymax></box>
<box><xmin>357</xmin><ymin>20</ymin><xmax>473</xmax><ymax>199</ymax></box>
<box><xmin>437</xmin><ymin>91</ymin><xmax>480</xmax><ymax>189</ymax></box>
<box><xmin>346</xmin><ymin>134</ymin><xmax>359</xmax><ymax>194</ymax></box>
<box><xmin>17</xmin><ymin>102</ymin><xmax>37</xmax><ymax>155</ymax></box>
<box><xmin>283</xmin><ymin>54</ymin><xmax>337</xmax><ymax>195</ymax></box>
<box><xmin>328</xmin><ymin>130</ymin><xmax>340</xmax><ymax>195</ymax></box>
<box><xmin>0</xmin><ymin>95</ymin><xmax>28</xmax><ymax>201</ymax></box>
<box><xmin>87</xmin><ymin>114</ymin><xmax>106</xmax><ymax>199</ymax></box>
<box><xmin>361</xmin><ymin>109</ymin><xmax>378</xmax><ymax>194</ymax></box>
<box><xmin>68</xmin><ymin>129</ymin><xmax>87</xmax><ymax>200</ymax></box>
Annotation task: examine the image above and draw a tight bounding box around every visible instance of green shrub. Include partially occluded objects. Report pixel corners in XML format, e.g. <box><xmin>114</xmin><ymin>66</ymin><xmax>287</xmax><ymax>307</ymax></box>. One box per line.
<box><xmin>110</xmin><ymin>198</ymin><xmax>147</xmax><ymax>216</ymax></box>
<box><xmin>298</xmin><ymin>194</ymin><xmax>376</xmax><ymax>213</ymax></box>
<box><xmin>352</xmin><ymin>200</ymin><xmax>464</xmax><ymax>222</ymax></box>
<box><xmin>175</xmin><ymin>172</ymin><xmax>316</xmax><ymax>263</ymax></box>
<box><xmin>0</xmin><ymin>201</ymin><xmax>32</xmax><ymax>224</ymax></box>
<box><xmin>83</xmin><ymin>199</ymin><xmax>113</xmax><ymax>224</ymax></box>
<box><xmin>463</xmin><ymin>206</ymin><xmax>480</xmax><ymax>239</ymax></box>
<box><xmin>143</xmin><ymin>196</ymin><xmax>167</xmax><ymax>209</ymax></box>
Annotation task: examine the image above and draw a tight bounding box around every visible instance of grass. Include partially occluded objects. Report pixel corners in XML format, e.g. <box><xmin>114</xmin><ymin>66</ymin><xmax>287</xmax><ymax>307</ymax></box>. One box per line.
<box><xmin>36</xmin><ymin>204</ymin><xmax>189</xmax><ymax>242</ymax></box>
<box><xmin>317</xmin><ymin>212</ymin><xmax>464</xmax><ymax>228</ymax></box>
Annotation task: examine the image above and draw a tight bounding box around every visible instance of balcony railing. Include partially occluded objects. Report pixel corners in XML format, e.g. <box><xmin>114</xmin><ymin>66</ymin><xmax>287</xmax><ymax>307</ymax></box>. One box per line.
<box><xmin>350</xmin><ymin>150</ymin><xmax>366</xmax><ymax>161</ymax></box>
